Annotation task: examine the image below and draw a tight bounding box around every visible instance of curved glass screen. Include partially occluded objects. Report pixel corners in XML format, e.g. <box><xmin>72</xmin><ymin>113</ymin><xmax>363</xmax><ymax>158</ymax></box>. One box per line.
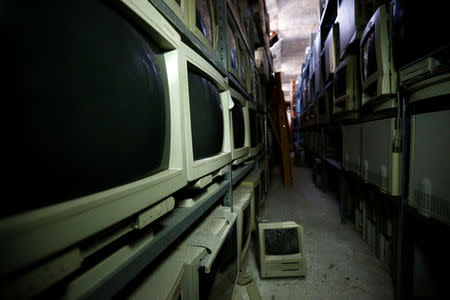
<box><xmin>264</xmin><ymin>228</ymin><xmax>299</xmax><ymax>256</ymax></box>
<box><xmin>362</xmin><ymin>29</ymin><xmax>377</xmax><ymax>81</ymax></box>
<box><xmin>231</xmin><ymin>100</ymin><xmax>245</xmax><ymax>149</ymax></box>
<box><xmin>188</xmin><ymin>71</ymin><xmax>224</xmax><ymax>160</ymax></box>
<box><xmin>196</xmin><ymin>0</ymin><xmax>213</xmax><ymax>44</ymax></box>
<box><xmin>4</xmin><ymin>0</ymin><xmax>169</xmax><ymax>217</ymax></box>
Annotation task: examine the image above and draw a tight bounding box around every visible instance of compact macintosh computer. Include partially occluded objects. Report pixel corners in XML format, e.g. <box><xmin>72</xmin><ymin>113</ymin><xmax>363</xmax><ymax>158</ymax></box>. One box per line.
<box><xmin>257</xmin><ymin>221</ymin><xmax>307</xmax><ymax>278</ymax></box>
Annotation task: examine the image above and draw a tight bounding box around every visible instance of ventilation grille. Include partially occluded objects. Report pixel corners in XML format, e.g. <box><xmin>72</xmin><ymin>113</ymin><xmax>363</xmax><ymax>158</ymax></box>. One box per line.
<box><xmin>412</xmin><ymin>189</ymin><xmax>450</xmax><ymax>222</ymax></box>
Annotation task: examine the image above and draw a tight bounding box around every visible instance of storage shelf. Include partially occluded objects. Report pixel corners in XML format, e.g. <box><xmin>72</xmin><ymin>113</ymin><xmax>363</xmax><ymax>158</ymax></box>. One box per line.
<box><xmin>84</xmin><ymin>180</ymin><xmax>230</xmax><ymax>300</ymax></box>
<box><xmin>232</xmin><ymin>161</ymin><xmax>256</xmax><ymax>185</ymax></box>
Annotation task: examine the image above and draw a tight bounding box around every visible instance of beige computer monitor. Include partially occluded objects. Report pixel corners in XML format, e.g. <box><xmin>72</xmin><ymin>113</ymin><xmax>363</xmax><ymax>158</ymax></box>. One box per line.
<box><xmin>258</xmin><ymin>221</ymin><xmax>306</xmax><ymax>278</ymax></box>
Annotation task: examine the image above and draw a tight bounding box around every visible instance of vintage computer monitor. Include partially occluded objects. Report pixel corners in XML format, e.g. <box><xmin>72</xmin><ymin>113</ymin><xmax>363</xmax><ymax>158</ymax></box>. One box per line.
<box><xmin>229</xmin><ymin>88</ymin><xmax>250</xmax><ymax>165</ymax></box>
<box><xmin>241</xmin><ymin>169</ymin><xmax>262</xmax><ymax>231</ymax></box>
<box><xmin>361</xmin><ymin>118</ymin><xmax>401</xmax><ymax>196</ymax></box>
<box><xmin>408</xmin><ymin>82</ymin><xmax>450</xmax><ymax>224</ymax></box>
<box><xmin>227</xmin><ymin>17</ymin><xmax>241</xmax><ymax>81</ymax></box>
<box><xmin>238</xmin><ymin>39</ymin><xmax>252</xmax><ymax>94</ymax></box>
<box><xmin>342</xmin><ymin>124</ymin><xmax>362</xmax><ymax>176</ymax></box>
<box><xmin>233</xmin><ymin>184</ymin><xmax>253</xmax><ymax>264</ymax></box>
<box><xmin>315</xmin><ymin>81</ymin><xmax>333</xmax><ymax>124</ymax></box>
<box><xmin>392</xmin><ymin>0</ymin><xmax>450</xmax><ymax>83</ymax></box>
<box><xmin>247</xmin><ymin>101</ymin><xmax>261</xmax><ymax>158</ymax></box>
<box><xmin>186</xmin><ymin>0</ymin><xmax>217</xmax><ymax>54</ymax></box>
<box><xmin>181</xmin><ymin>43</ymin><xmax>232</xmax><ymax>184</ymax></box>
<box><xmin>181</xmin><ymin>205</ymin><xmax>239</xmax><ymax>300</ymax></box>
<box><xmin>163</xmin><ymin>0</ymin><xmax>187</xmax><ymax>23</ymax></box>
<box><xmin>257</xmin><ymin>112</ymin><xmax>265</xmax><ymax>153</ymax></box>
<box><xmin>324</xmin><ymin>23</ymin><xmax>340</xmax><ymax>83</ymax></box>
<box><xmin>360</xmin><ymin>3</ymin><xmax>398</xmax><ymax>110</ymax></box>
<box><xmin>0</xmin><ymin>1</ymin><xmax>187</xmax><ymax>296</ymax></box>
<box><xmin>257</xmin><ymin>221</ymin><xmax>306</xmax><ymax>278</ymax></box>
<box><xmin>337</xmin><ymin>0</ymin><xmax>379</xmax><ymax>59</ymax></box>
<box><xmin>333</xmin><ymin>54</ymin><xmax>360</xmax><ymax>118</ymax></box>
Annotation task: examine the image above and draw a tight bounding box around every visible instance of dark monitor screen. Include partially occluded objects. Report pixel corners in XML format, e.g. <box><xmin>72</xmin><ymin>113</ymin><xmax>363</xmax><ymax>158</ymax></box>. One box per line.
<box><xmin>3</xmin><ymin>0</ymin><xmax>169</xmax><ymax>218</ymax></box>
<box><xmin>240</xmin><ymin>54</ymin><xmax>246</xmax><ymax>83</ymax></box>
<box><xmin>196</xmin><ymin>0</ymin><xmax>213</xmax><ymax>44</ymax></box>
<box><xmin>242</xmin><ymin>205</ymin><xmax>251</xmax><ymax>251</ymax></box>
<box><xmin>393</xmin><ymin>0</ymin><xmax>450</xmax><ymax>69</ymax></box>
<box><xmin>334</xmin><ymin>65</ymin><xmax>347</xmax><ymax>99</ymax></box>
<box><xmin>362</xmin><ymin>29</ymin><xmax>377</xmax><ymax>81</ymax></box>
<box><xmin>264</xmin><ymin>228</ymin><xmax>300</xmax><ymax>255</ymax></box>
<box><xmin>188</xmin><ymin>70</ymin><xmax>223</xmax><ymax>160</ymax></box>
<box><xmin>199</xmin><ymin>223</ymin><xmax>238</xmax><ymax>300</ymax></box>
<box><xmin>249</xmin><ymin>109</ymin><xmax>257</xmax><ymax>147</ymax></box>
<box><xmin>231</xmin><ymin>100</ymin><xmax>245</xmax><ymax>149</ymax></box>
<box><xmin>257</xmin><ymin>117</ymin><xmax>264</xmax><ymax>145</ymax></box>
<box><xmin>227</xmin><ymin>23</ymin><xmax>239</xmax><ymax>72</ymax></box>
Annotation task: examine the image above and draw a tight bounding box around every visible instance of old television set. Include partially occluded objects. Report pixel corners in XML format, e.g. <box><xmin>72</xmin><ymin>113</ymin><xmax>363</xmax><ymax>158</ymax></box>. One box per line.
<box><xmin>233</xmin><ymin>184</ymin><xmax>253</xmax><ymax>264</ymax></box>
<box><xmin>393</xmin><ymin>0</ymin><xmax>450</xmax><ymax>83</ymax></box>
<box><xmin>0</xmin><ymin>0</ymin><xmax>187</xmax><ymax>294</ymax></box>
<box><xmin>181</xmin><ymin>43</ymin><xmax>232</xmax><ymax>183</ymax></box>
<box><xmin>163</xmin><ymin>0</ymin><xmax>187</xmax><ymax>23</ymax></box>
<box><xmin>408</xmin><ymin>92</ymin><xmax>450</xmax><ymax>224</ymax></box>
<box><xmin>247</xmin><ymin>101</ymin><xmax>260</xmax><ymax>158</ymax></box>
<box><xmin>186</xmin><ymin>0</ymin><xmax>217</xmax><ymax>54</ymax></box>
<box><xmin>227</xmin><ymin>18</ymin><xmax>241</xmax><ymax>81</ymax></box>
<box><xmin>337</xmin><ymin>0</ymin><xmax>377</xmax><ymax>59</ymax></box>
<box><xmin>333</xmin><ymin>54</ymin><xmax>360</xmax><ymax>116</ymax></box>
<box><xmin>324</xmin><ymin>23</ymin><xmax>340</xmax><ymax>83</ymax></box>
<box><xmin>360</xmin><ymin>3</ymin><xmax>398</xmax><ymax>110</ymax></box>
<box><xmin>361</xmin><ymin>118</ymin><xmax>401</xmax><ymax>196</ymax></box>
<box><xmin>180</xmin><ymin>205</ymin><xmax>239</xmax><ymax>300</ymax></box>
<box><xmin>257</xmin><ymin>221</ymin><xmax>306</xmax><ymax>278</ymax></box>
<box><xmin>229</xmin><ymin>88</ymin><xmax>250</xmax><ymax>165</ymax></box>
<box><xmin>342</xmin><ymin>124</ymin><xmax>362</xmax><ymax>175</ymax></box>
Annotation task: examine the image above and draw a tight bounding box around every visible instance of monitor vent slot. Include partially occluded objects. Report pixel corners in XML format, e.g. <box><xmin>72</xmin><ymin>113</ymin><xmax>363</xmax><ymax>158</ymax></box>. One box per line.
<box><xmin>413</xmin><ymin>189</ymin><xmax>449</xmax><ymax>222</ymax></box>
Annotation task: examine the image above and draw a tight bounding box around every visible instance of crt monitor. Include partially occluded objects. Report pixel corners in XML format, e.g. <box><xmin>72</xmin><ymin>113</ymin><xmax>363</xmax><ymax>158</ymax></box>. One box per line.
<box><xmin>360</xmin><ymin>3</ymin><xmax>398</xmax><ymax>108</ymax></box>
<box><xmin>233</xmin><ymin>184</ymin><xmax>253</xmax><ymax>264</ymax></box>
<box><xmin>392</xmin><ymin>0</ymin><xmax>450</xmax><ymax>71</ymax></box>
<box><xmin>1</xmin><ymin>0</ymin><xmax>187</xmax><ymax>283</ymax></box>
<box><xmin>181</xmin><ymin>205</ymin><xmax>238</xmax><ymax>300</ymax></box>
<box><xmin>247</xmin><ymin>101</ymin><xmax>259</xmax><ymax>158</ymax></box>
<box><xmin>227</xmin><ymin>18</ymin><xmax>241</xmax><ymax>81</ymax></box>
<box><xmin>333</xmin><ymin>54</ymin><xmax>360</xmax><ymax>115</ymax></box>
<box><xmin>186</xmin><ymin>0</ymin><xmax>217</xmax><ymax>54</ymax></box>
<box><xmin>258</xmin><ymin>221</ymin><xmax>306</xmax><ymax>278</ymax></box>
<box><xmin>324</xmin><ymin>23</ymin><xmax>339</xmax><ymax>83</ymax></box>
<box><xmin>337</xmin><ymin>0</ymin><xmax>378</xmax><ymax>59</ymax></box>
<box><xmin>181</xmin><ymin>43</ymin><xmax>232</xmax><ymax>182</ymax></box>
<box><xmin>229</xmin><ymin>88</ymin><xmax>250</xmax><ymax>165</ymax></box>
<box><xmin>257</xmin><ymin>112</ymin><xmax>265</xmax><ymax>153</ymax></box>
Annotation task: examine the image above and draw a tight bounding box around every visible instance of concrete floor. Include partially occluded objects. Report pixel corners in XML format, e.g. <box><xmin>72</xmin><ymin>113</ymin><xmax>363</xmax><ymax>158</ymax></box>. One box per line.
<box><xmin>234</xmin><ymin>164</ymin><xmax>394</xmax><ymax>300</ymax></box>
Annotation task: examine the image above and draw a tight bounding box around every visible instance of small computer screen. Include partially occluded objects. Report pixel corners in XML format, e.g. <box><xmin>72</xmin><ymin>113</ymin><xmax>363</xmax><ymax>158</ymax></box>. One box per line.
<box><xmin>196</xmin><ymin>0</ymin><xmax>212</xmax><ymax>43</ymax></box>
<box><xmin>264</xmin><ymin>228</ymin><xmax>300</xmax><ymax>255</ymax></box>
<box><xmin>199</xmin><ymin>224</ymin><xmax>238</xmax><ymax>300</ymax></box>
<box><xmin>4</xmin><ymin>1</ymin><xmax>169</xmax><ymax>217</ymax></box>
<box><xmin>242</xmin><ymin>205</ymin><xmax>252</xmax><ymax>251</ymax></box>
<box><xmin>231</xmin><ymin>100</ymin><xmax>245</xmax><ymax>149</ymax></box>
<box><xmin>188</xmin><ymin>70</ymin><xmax>224</xmax><ymax>160</ymax></box>
<box><xmin>362</xmin><ymin>29</ymin><xmax>377</xmax><ymax>81</ymax></box>
<box><xmin>334</xmin><ymin>65</ymin><xmax>347</xmax><ymax>99</ymax></box>
<box><xmin>249</xmin><ymin>109</ymin><xmax>257</xmax><ymax>148</ymax></box>
<box><xmin>227</xmin><ymin>23</ymin><xmax>239</xmax><ymax>71</ymax></box>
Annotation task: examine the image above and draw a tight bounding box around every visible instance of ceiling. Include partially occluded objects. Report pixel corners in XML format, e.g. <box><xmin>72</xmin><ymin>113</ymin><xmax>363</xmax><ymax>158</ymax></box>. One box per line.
<box><xmin>266</xmin><ymin>0</ymin><xmax>319</xmax><ymax>105</ymax></box>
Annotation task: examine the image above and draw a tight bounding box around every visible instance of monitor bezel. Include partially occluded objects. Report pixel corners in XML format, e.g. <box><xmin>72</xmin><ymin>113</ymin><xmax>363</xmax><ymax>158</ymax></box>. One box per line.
<box><xmin>181</xmin><ymin>42</ymin><xmax>232</xmax><ymax>182</ymax></box>
<box><xmin>333</xmin><ymin>54</ymin><xmax>360</xmax><ymax>114</ymax></box>
<box><xmin>233</xmin><ymin>185</ymin><xmax>253</xmax><ymax>264</ymax></box>
<box><xmin>0</xmin><ymin>0</ymin><xmax>188</xmax><ymax>280</ymax></box>
<box><xmin>360</xmin><ymin>4</ymin><xmax>398</xmax><ymax>107</ymax></box>
<box><xmin>229</xmin><ymin>88</ymin><xmax>250</xmax><ymax>163</ymax></box>
<box><xmin>163</xmin><ymin>0</ymin><xmax>187</xmax><ymax>24</ymax></box>
<box><xmin>186</xmin><ymin>0</ymin><xmax>216</xmax><ymax>55</ymax></box>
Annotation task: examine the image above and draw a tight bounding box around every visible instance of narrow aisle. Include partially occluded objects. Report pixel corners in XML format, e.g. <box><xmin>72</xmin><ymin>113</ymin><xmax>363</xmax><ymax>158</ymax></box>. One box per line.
<box><xmin>237</xmin><ymin>164</ymin><xmax>394</xmax><ymax>300</ymax></box>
